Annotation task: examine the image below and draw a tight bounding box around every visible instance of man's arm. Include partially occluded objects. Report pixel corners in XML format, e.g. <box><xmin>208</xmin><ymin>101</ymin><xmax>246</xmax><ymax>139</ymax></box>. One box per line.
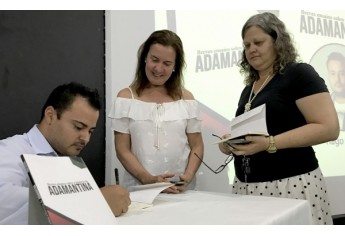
<box><xmin>0</xmin><ymin>147</ymin><xmax>30</xmax><ymax>224</ymax></box>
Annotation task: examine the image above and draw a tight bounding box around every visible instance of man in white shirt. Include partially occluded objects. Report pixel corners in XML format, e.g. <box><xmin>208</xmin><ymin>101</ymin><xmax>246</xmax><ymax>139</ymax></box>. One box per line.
<box><xmin>0</xmin><ymin>82</ymin><xmax>130</xmax><ymax>224</ymax></box>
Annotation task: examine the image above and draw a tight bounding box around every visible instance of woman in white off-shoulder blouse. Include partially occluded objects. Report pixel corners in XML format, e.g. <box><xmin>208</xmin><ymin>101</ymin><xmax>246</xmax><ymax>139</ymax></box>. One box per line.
<box><xmin>108</xmin><ymin>30</ymin><xmax>204</xmax><ymax>193</ymax></box>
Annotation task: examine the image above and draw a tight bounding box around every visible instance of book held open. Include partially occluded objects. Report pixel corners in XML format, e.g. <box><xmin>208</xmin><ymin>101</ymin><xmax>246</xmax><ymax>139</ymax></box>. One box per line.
<box><xmin>213</xmin><ymin>104</ymin><xmax>269</xmax><ymax>145</ymax></box>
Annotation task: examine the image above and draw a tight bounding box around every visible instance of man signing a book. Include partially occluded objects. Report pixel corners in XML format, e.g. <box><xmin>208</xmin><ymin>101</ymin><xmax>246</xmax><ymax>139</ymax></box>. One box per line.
<box><xmin>0</xmin><ymin>82</ymin><xmax>130</xmax><ymax>224</ymax></box>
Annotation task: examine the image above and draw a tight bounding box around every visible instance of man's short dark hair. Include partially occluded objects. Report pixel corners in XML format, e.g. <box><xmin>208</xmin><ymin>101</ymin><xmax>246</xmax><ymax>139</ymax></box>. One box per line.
<box><xmin>327</xmin><ymin>51</ymin><xmax>345</xmax><ymax>66</ymax></box>
<box><xmin>40</xmin><ymin>82</ymin><xmax>101</xmax><ymax>121</ymax></box>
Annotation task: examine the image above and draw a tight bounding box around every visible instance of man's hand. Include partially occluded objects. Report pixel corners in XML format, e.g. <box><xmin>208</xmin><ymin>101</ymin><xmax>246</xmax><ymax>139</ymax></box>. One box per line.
<box><xmin>100</xmin><ymin>185</ymin><xmax>131</xmax><ymax>217</ymax></box>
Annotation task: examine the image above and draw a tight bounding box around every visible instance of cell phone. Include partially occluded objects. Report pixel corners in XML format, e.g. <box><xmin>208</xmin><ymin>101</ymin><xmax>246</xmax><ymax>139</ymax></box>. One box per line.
<box><xmin>170</xmin><ymin>180</ymin><xmax>185</xmax><ymax>186</ymax></box>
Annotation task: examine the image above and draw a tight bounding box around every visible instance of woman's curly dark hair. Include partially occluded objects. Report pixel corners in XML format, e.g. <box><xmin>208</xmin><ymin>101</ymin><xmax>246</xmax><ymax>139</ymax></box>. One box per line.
<box><xmin>239</xmin><ymin>12</ymin><xmax>300</xmax><ymax>85</ymax></box>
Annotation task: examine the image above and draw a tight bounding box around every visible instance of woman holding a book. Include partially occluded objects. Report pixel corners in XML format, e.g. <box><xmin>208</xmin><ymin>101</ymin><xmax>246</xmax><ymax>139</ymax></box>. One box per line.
<box><xmin>218</xmin><ymin>12</ymin><xmax>339</xmax><ymax>225</ymax></box>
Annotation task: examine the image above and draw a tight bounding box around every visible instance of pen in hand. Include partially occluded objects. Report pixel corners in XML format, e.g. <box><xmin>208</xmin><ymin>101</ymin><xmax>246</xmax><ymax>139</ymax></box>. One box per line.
<box><xmin>114</xmin><ymin>168</ymin><xmax>119</xmax><ymax>185</ymax></box>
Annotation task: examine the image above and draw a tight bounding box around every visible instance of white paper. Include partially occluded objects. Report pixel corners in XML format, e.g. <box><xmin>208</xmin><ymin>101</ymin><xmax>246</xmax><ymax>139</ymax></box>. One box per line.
<box><xmin>128</xmin><ymin>202</ymin><xmax>153</xmax><ymax>211</ymax></box>
<box><xmin>129</xmin><ymin>182</ymin><xmax>174</xmax><ymax>204</ymax></box>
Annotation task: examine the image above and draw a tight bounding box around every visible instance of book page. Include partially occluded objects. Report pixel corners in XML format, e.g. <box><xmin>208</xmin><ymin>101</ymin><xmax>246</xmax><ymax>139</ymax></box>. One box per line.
<box><xmin>129</xmin><ymin>182</ymin><xmax>174</xmax><ymax>205</ymax></box>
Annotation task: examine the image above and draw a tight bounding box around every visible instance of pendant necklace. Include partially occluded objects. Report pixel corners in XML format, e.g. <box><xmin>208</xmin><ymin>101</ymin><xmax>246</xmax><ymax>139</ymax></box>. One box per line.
<box><xmin>244</xmin><ymin>74</ymin><xmax>272</xmax><ymax>112</ymax></box>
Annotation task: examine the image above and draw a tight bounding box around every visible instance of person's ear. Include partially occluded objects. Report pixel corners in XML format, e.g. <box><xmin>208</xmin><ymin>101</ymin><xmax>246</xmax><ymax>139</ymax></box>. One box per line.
<box><xmin>44</xmin><ymin>106</ymin><xmax>56</xmax><ymax>125</ymax></box>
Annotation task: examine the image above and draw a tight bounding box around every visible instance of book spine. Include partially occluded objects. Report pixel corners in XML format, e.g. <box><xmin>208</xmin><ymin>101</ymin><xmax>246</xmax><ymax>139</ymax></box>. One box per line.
<box><xmin>22</xmin><ymin>155</ymin><xmax>52</xmax><ymax>224</ymax></box>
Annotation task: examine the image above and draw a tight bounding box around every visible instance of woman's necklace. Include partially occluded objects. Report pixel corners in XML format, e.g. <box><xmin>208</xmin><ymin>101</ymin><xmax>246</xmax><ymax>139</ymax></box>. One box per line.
<box><xmin>244</xmin><ymin>74</ymin><xmax>272</xmax><ymax>112</ymax></box>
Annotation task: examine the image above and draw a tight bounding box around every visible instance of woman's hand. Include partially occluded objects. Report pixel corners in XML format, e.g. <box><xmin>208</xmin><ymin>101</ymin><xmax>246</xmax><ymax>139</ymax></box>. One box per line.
<box><xmin>141</xmin><ymin>172</ymin><xmax>174</xmax><ymax>184</ymax></box>
<box><xmin>230</xmin><ymin>135</ymin><xmax>270</xmax><ymax>156</ymax></box>
<box><xmin>163</xmin><ymin>173</ymin><xmax>191</xmax><ymax>194</ymax></box>
<box><xmin>218</xmin><ymin>134</ymin><xmax>233</xmax><ymax>155</ymax></box>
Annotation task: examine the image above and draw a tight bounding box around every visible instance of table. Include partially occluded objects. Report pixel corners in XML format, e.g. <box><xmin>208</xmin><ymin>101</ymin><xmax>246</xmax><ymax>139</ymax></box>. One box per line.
<box><xmin>117</xmin><ymin>190</ymin><xmax>313</xmax><ymax>225</ymax></box>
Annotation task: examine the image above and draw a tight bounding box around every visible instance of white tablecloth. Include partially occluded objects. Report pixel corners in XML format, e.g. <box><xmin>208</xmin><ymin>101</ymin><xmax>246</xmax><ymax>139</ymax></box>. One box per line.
<box><xmin>117</xmin><ymin>190</ymin><xmax>312</xmax><ymax>225</ymax></box>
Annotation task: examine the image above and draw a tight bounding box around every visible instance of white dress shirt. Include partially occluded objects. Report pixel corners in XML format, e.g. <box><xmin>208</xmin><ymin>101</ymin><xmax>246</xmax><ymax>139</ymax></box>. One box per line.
<box><xmin>0</xmin><ymin>125</ymin><xmax>57</xmax><ymax>224</ymax></box>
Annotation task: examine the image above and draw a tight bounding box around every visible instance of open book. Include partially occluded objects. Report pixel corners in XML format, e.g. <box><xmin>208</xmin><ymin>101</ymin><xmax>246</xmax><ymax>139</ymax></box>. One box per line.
<box><xmin>128</xmin><ymin>182</ymin><xmax>174</xmax><ymax>210</ymax></box>
<box><xmin>21</xmin><ymin>154</ymin><xmax>117</xmax><ymax>225</ymax></box>
<box><xmin>213</xmin><ymin>104</ymin><xmax>269</xmax><ymax>145</ymax></box>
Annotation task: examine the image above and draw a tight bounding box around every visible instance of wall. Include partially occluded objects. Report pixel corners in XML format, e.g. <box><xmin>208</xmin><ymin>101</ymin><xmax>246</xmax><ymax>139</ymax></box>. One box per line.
<box><xmin>0</xmin><ymin>10</ymin><xmax>106</xmax><ymax>187</ymax></box>
<box><xmin>105</xmin><ymin>10</ymin><xmax>155</xmax><ymax>187</ymax></box>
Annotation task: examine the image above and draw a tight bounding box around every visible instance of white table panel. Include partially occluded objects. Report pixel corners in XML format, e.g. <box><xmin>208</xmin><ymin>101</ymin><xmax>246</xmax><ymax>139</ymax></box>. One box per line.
<box><xmin>117</xmin><ymin>190</ymin><xmax>312</xmax><ymax>225</ymax></box>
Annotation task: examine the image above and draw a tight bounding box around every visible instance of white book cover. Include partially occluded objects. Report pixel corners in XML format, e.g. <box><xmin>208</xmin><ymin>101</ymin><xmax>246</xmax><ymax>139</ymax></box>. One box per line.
<box><xmin>21</xmin><ymin>154</ymin><xmax>117</xmax><ymax>225</ymax></box>
<box><xmin>213</xmin><ymin>104</ymin><xmax>269</xmax><ymax>145</ymax></box>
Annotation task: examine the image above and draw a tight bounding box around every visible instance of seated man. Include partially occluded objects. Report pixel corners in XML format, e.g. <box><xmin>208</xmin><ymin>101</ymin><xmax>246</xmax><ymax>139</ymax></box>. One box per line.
<box><xmin>0</xmin><ymin>82</ymin><xmax>130</xmax><ymax>224</ymax></box>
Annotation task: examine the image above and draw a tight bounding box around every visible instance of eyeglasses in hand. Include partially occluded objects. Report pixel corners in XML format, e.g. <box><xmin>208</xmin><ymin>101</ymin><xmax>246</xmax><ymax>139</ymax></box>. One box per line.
<box><xmin>194</xmin><ymin>133</ymin><xmax>234</xmax><ymax>174</ymax></box>
<box><xmin>194</xmin><ymin>152</ymin><xmax>233</xmax><ymax>174</ymax></box>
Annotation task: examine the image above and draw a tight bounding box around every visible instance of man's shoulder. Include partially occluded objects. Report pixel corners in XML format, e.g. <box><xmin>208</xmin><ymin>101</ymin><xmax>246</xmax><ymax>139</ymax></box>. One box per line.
<box><xmin>0</xmin><ymin>132</ymin><xmax>32</xmax><ymax>154</ymax></box>
<box><xmin>1</xmin><ymin>131</ymin><xmax>27</xmax><ymax>142</ymax></box>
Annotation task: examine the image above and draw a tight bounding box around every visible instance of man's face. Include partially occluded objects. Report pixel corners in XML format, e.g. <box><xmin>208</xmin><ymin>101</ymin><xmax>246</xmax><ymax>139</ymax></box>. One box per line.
<box><xmin>327</xmin><ymin>59</ymin><xmax>345</xmax><ymax>94</ymax></box>
<box><xmin>47</xmin><ymin>96</ymin><xmax>99</xmax><ymax>157</ymax></box>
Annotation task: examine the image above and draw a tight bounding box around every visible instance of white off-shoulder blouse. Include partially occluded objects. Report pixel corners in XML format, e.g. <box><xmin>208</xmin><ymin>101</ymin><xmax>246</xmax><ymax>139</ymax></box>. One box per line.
<box><xmin>108</xmin><ymin>93</ymin><xmax>202</xmax><ymax>188</ymax></box>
